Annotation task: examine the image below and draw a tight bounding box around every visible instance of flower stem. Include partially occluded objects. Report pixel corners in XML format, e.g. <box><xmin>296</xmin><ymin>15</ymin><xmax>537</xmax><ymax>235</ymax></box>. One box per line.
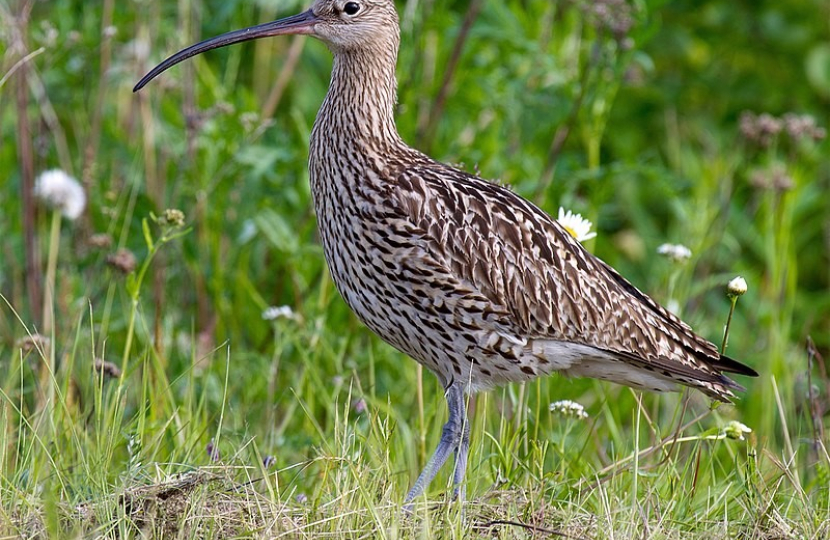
<box><xmin>42</xmin><ymin>210</ymin><xmax>61</xmax><ymax>335</ymax></box>
<box><xmin>37</xmin><ymin>210</ymin><xmax>61</xmax><ymax>414</ymax></box>
<box><xmin>721</xmin><ymin>296</ymin><xmax>738</xmax><ymax>354</ymax></box>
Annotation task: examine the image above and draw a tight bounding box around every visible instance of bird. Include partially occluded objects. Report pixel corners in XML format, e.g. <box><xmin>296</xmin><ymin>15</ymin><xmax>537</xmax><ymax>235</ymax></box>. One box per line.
<box><xmin>134</xmin><ymin>0</ymin><xmax>757</xmax><ymax>504</ymax></box>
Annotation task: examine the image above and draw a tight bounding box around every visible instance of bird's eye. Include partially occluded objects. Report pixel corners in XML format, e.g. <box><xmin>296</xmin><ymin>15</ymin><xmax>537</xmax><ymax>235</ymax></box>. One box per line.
<box><xmin>343</xmin><ymin>1</ymin><xmax>360</xmax><ymax>15</ymax></box>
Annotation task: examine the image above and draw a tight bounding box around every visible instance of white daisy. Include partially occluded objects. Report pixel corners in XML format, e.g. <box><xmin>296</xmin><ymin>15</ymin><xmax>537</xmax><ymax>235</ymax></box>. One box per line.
<box><xmin>262</xmin><ymin>305</ymin><xmax>296</xmax><ymax>321</ymax></box>
<box><xmin>556</xmin><ymin>207</ymin><xmax>597</xmax><ymax>243</ymax></box>
<box><xmin>34</xmin><ymin>169</ymin><xmax>86</xmax><ymax>220</ymax></box>
<box><xmin>656</xmin><ymin>243</ymin><xmax>692</xmax><ymax>263</ymax></box>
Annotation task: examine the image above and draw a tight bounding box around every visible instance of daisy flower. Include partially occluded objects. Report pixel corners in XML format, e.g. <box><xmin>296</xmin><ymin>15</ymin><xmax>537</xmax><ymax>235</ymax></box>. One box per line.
<box><xmin>656</xmin><ymin>243</ymin><xmax>692</xmax><ymax>263</ymax></box>
<box><xmin>262</xmin><ymin>305</ymin><xmax>297</xmax><ymax>321</ymax></box>
<box><xmin>557</xmin><ymin>207</ymin><xmax>597</xmax><ymax>243</ymax></box>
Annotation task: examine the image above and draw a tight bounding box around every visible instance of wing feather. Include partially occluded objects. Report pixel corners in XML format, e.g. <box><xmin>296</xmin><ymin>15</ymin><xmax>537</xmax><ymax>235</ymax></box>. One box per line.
<box><xmin>391</xmin><ymin>161</ymin><xmax>755</xmax><ymax>397</ymax></box>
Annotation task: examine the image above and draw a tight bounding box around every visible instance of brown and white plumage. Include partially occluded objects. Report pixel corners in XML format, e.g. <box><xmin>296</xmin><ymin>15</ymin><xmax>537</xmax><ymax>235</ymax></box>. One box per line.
<box><xmin>135</xmin><ymin>0</ymin><xmax>756</xmax><ymax>503</ymax></box>
<box><xmin>338</xmin><ymin>159</ymin><xmax>753</xmax><ymax>397</ymax></box>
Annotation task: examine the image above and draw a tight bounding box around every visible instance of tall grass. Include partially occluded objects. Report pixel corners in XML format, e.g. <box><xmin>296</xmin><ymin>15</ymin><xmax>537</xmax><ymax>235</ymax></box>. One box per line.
<box><xmin>1</xmin><ymin>0</ymin><xmax>828</xmax><ymax>537</ymax></box>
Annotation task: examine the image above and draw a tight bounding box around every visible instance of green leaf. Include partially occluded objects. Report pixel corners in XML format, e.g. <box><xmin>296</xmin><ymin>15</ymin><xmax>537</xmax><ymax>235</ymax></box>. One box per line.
<box><xmin>142</xmin><ymin>218</ymin><xmax>154</xmax><ymax>252</ymax></box>
<box><xmin>253</xmin><ymin>208</ymin><xmax>299</xmax><ymax>254</ymax></box>
<box><xmin>235</xmin><ymin>145</ymin><xmax>287</xmax><ymax>180</ymax></box>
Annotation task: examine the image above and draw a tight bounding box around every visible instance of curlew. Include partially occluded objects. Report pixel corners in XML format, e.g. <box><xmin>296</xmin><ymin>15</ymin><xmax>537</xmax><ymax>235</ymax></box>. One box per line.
<box><xmin>135</xmin><ymin>0</ymin><xmax>757</xmax><ymax>503</ymax></box>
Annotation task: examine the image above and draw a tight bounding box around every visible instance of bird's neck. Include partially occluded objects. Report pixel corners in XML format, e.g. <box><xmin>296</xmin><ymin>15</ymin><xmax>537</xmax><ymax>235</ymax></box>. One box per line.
<box><xmin>313</xmin><ymin>45</ymin><xmax>403</xmax><ymax>149</ymax></box>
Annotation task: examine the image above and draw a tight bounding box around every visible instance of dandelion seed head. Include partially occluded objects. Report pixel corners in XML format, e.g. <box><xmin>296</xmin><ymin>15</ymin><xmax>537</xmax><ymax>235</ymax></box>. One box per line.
<box><xmin>557</xmin><ymin>208</ymin><xmax>597</xmax><ymax>243</ymax></box>
<box><xmin>727</xmin><ymin>276</ymin><xmax>748</xmax><ymax>298</ymax></box>
<box><xmin>657</xmin><ymin>243</ymin><xmax>692</xmax><ymax>263</ymax></box>
<box><xmin>34</xmin><ymin>169</ymin><xmax>86</xmax><ymax>220</ymax></box>
<box><xmin>549</xmin><ymin>400</ymin><xmax>589</xmax><ymax>419</ymax></box>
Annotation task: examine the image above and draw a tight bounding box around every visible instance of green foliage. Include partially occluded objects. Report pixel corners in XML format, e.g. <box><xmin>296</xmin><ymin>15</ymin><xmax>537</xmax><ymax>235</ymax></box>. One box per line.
<box><xmin>1</xmin><ymin>0</ymin><xmax>829</xmax><ymax>537</ymax></box>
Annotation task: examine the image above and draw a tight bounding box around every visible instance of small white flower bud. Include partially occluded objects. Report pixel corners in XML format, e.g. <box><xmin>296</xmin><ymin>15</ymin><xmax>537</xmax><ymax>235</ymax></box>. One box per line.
<box><xmin>162</xmin><ymin>208</ymin><xmax>185</xmax><ymax>227</ymax></box>
<box><xmin>722</xmin><ymin>420</ymin><xmax>752</xmax><ymax>441</ymax></box>
<box><xmin>727</xmin><ymin>276</ymin><xmax>748</xmax><ymax>298</ymax></box>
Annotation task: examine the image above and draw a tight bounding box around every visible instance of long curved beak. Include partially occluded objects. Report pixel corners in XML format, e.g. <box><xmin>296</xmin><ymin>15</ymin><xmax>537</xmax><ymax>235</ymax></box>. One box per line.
<box><xmin>133</xmin><ymin>9</ymin><xmax>319</xmax><ymax>92</ymax></box>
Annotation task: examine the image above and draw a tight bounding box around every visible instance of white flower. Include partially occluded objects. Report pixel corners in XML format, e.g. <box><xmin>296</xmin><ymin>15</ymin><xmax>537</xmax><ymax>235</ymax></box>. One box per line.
<box><xmin>549</xmin><ymin>399</ymin><xmax>588</xmax><ymax>419</ymax></box>
<box><xmin>657</xmin><ymin>243</ymin><xmax>692</xmax><ymax>263</ymax></box>
<box><xmin>727</xmin><ymin>276</ymin><xmax>748</xmax><ymax>298</ymax></box>
<box><xmin>262</xmin><ymin>305</ymin><xmax>296</xmax><ymax>321</ymax></box>
<box><xmin>556</xmin><ymin>207</ymin><xmax>597</xmax><ymax>243</ymax></box>
<box><xmin>721</xmin><ymin>420</ymin><xmax>752</xmax><ymax>441</ymax></box>
<box><xmin>34</xmin><ymin>169</ymin><xmax>86</xmax><ymax>220</ymax></box>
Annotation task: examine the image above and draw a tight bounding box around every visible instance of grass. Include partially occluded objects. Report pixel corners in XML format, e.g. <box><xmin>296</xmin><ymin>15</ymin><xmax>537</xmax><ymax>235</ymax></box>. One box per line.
<box><xmin>2</xmin><ymin>0</ymin><xmax>829</xmax><ymax>537</ymax></box>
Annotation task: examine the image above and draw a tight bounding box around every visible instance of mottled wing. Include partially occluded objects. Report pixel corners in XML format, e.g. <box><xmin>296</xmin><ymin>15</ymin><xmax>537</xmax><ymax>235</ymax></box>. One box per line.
<box><xmin>391</xmin><ymin>161</ymin><xmax>753</xmax><ymax>399</ymax></box>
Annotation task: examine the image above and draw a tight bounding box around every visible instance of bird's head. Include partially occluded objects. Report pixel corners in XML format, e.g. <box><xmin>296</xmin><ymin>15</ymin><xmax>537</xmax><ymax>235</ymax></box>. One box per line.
<box><xmin>310</xmin><ymin>0</ymin><xmax>399</xmax><ymax>51</ymax></box>
<box><xmin>133</xmin><ymin>0</ymin><xmax>399</xmax><ymax>92</ymax></box>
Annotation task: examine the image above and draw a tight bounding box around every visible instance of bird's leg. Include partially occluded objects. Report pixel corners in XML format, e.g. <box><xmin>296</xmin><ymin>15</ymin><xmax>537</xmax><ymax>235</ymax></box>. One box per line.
<box><xmin>451</xmin><ymin>405</ymin><xmax>471</xmax><ymax>501</ymax></box>
<box><xmin>404</xmin><ymin>381</ymin><xmax>468</xmax><ymax>504</ymax></box>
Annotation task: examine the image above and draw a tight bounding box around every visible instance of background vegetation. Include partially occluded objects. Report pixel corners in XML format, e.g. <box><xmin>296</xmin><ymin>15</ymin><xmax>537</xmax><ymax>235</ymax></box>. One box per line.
<box><xmin>1</xmin><ymin>0</ymin><xmax>829</xmax><ymax>537</ymax></box>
